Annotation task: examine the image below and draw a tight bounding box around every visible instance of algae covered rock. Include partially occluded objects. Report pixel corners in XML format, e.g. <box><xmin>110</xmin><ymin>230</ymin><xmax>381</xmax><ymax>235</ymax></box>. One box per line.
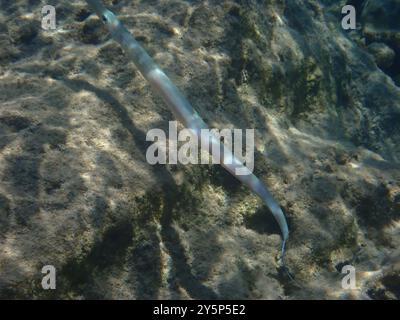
<box><xmin>361</xmin><ymin>0</ymin><xmax>400</xmax><ymax>43</ymax></box>
<box><xmin>367</xmin><ymin>42</ymin><xmax>396</xmax><ymax>69</ymax></box>
<box><xmin>0</xmin><ymin>0</ymin><xmax>399</xmax><ymax>300</ymax></box>
<box><xmin>360</xmin><ymin>0</ymin><xmax>400</xmax><ymax>82</ymax></box>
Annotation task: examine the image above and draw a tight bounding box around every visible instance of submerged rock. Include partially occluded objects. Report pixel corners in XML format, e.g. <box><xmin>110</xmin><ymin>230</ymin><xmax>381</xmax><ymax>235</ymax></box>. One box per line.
<box><xmin>360</xmin><ymin>0</ymin><xmax>400</xmax><ymax>82</ymax></box>
<box><xmin>361</xmin><ymin>0</ymin><xmax>400</xmax><ymax>44</ymax></box>
<box><xmin>367</xmin><ymin>42</ymin><xmax>396</xmax><ymax>69</ymax></box>
<box><xmin>0</xmin><ymin>0</ymin><xmax>399</xmax><ymax>299</ymax></box>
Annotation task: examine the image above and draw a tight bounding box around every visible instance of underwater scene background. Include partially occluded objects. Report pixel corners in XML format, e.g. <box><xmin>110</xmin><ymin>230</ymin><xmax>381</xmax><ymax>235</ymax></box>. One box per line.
<box><xmin>0</xmin><ymin>0</ymin><xmax>399</xmax><ymax>299</ymax></box>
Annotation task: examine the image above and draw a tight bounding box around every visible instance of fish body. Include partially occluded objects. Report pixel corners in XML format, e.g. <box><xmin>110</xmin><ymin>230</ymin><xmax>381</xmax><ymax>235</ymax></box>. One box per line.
<box><xmin>85</xmin><ymin>0</ymin><xmax>289</xmax><ymax>255</ymax></box>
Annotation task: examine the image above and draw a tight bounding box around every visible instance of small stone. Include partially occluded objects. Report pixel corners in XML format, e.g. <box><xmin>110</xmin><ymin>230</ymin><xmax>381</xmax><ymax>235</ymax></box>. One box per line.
<box><xmin>324</xmin><ymin>163</ymin><xmax>334</xmax><ymax>173</ymax></box>
<box><xmin>336</xmin><ymin>152</ymin><xmax>349</xmax><ymax>165</ymax></box>
<box><xmin>367</xmin><ymin>42</ymin><xmax>396</xmax><ymax>69</ymax></box>
<box><xmin>13</xmin><ymin>21</ymin><xmax>39</xmax><ymax>44</ymax></box>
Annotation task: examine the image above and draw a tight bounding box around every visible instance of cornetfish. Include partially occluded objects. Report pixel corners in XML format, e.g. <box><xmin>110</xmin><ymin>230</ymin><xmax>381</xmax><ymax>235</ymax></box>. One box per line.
<box><xmin>85</xmin><ymin>0</ymin><xmax>290</xmax><ymax>259</ymax></box>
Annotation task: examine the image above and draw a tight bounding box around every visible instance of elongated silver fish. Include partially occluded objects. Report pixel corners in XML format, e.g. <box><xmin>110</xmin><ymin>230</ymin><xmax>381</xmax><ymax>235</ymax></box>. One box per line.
<box><xmin>85</xmin><ymin>0</ymin><xmax>289</xmax><ymax>259</ymax></box>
